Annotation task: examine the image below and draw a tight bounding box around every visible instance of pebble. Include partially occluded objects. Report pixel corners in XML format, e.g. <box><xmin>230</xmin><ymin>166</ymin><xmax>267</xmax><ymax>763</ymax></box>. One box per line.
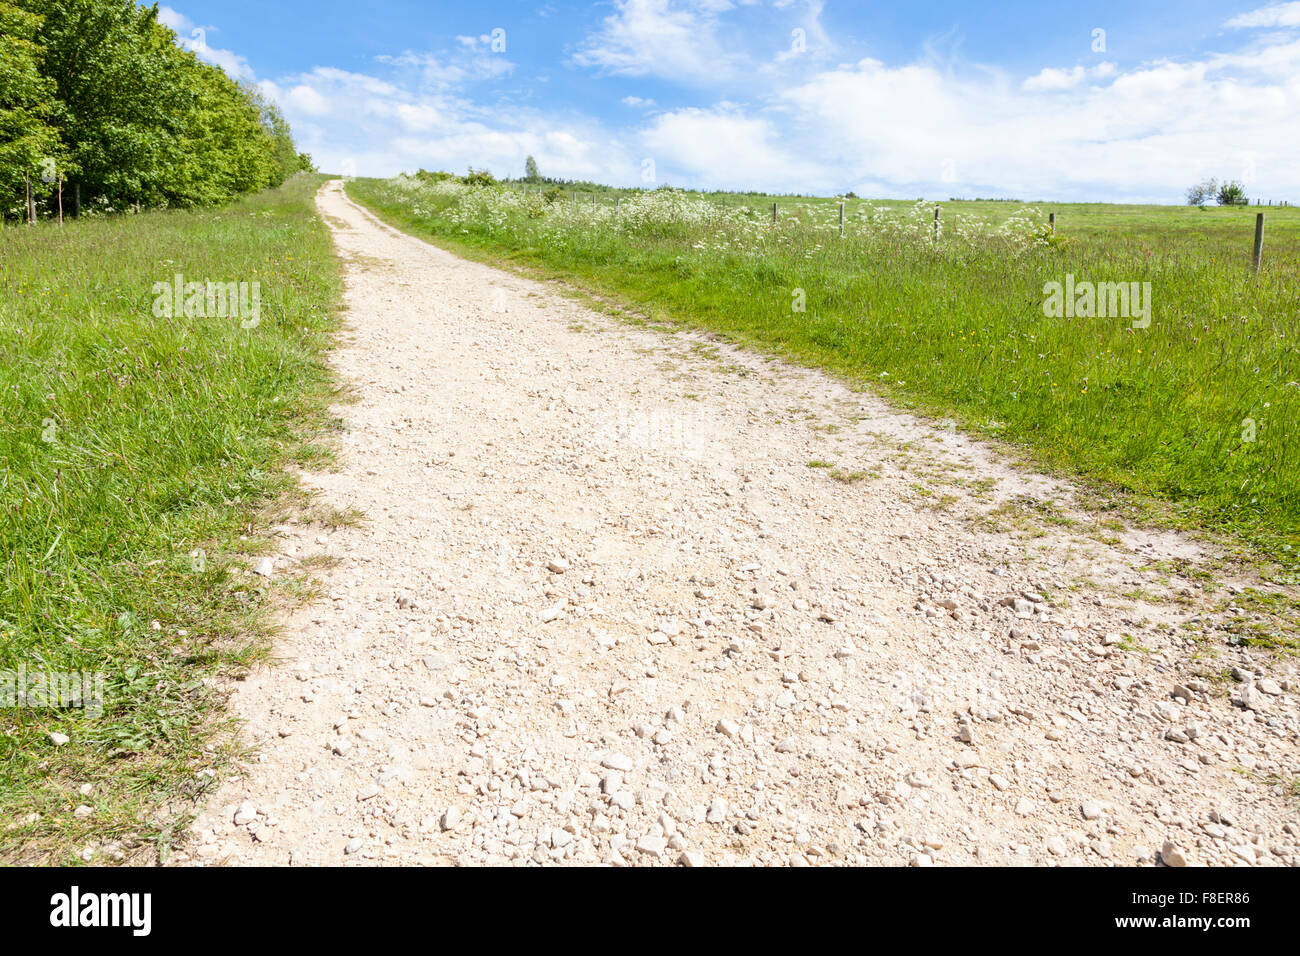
<box><xmin>1159</xmin><ymin>840</ymin><xmax>1188</xmax><ymax>867</ymax></box>
<box><xmin>636</xmin><ymin>835</ymin><xmax>667</xmax><ymax>857</ymax></box>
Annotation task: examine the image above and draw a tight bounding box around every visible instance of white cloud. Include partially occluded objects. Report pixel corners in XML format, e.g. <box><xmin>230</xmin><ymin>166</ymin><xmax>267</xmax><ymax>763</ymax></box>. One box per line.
<box><xmin>377</xmin><ymin>49</ymin><xmax>515</xmax><ymax>88</ymax></box>
<box><xmin>639</xmin><ymin>108</ymin><xmax>822</xmax><ymax>190</ymax></box>
<box><xmin>778</xmin><ymin>42</ymin><xmax>1300</xmax><ymax>201</ymax></box>
<box><xmin>1023</xmin><ymin>65</ymin><xmax>1086</xmax><ymax>90</ymax></box>
<box><xmin>1225</xmin><ymin>2</ymin><xmax>1300</xmax><ymax>29</ymax></box>
<box><xmin>261</xmin><ymin>64</ymin><xmax>626</xmax><ymax>182</ymax></box>
<box><xmin>571</xmin><ymin>0</ymin><xmax>741</xmax><ymax>84</ymax></box>
<box><xmin>157</xmin><ymin>5</ymin><xmax>253</xmax><ymax>79</ymax></box>
<box><xmin>171</xmin><ymin>1</ymin><xmax>1300</xmax><ymax>202</ymax></box>
<box><xmin>156</xmin><ymin>5</ymin><xmax>190</xmax><ymax>31</ymax></box>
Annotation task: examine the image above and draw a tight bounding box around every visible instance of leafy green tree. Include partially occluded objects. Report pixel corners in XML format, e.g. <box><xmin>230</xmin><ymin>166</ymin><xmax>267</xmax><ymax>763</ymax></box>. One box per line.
<box><xmin>524</xmin><ymin>154</ymin><xmax>540</xmax><ymax>182</ymax></box>
<box><xmin>1216</xmin><ymin>180</ymin><xmax>1248</xmax><ymax>206</ymax></box>
<box><xmin>242</xmin><ymin>81</ymin><xmax>304</xmax><ymax>186</ymax></box>
<box><xmin>20</xmin><ymin>0</ymin><xmax>189</xmax><ymax>206</ymax></box>
<box><xmin>13</xmin><ymin>0</ymin><xmax>307</xmax><ymax>211</ymax></box>
<box><xmin>0</xmin><ymin>1</ymin><xmax>62</xmax><ymax>216</ymax></box>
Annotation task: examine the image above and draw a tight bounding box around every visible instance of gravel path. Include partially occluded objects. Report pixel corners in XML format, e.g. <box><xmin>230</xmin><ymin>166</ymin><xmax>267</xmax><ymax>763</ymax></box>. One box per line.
<box><xmin>178</xmin><ymin>180</ymin><xmax>1298</xmax><ymax>867</ymax></box>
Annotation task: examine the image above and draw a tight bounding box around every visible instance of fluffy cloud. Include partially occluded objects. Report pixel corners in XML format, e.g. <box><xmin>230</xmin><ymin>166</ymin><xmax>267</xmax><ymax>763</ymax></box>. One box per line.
<box><xmin>161</xmin><ymin>1</ymin><xmax>1300</xmax><ymax>201</ymax></box>
<box><xmin>1225</xmin><ymin>1</ymin><xmax>1300</xmax><ymax>28</ymax></box>
<box><xmin>639</xmin><ymin>107</ymin><xmax>824</xmax><ymax>189</ymax></box>
<box><xmin>157</xmin><ymin>5</ymin><xmax>253</xmax><ymax>79</ymax></box>
<box><xmin>571</xmin><ymin>0</ymin><xmax>744</xmax><ymax>84</ymax></box>
<box><xmin>258</xmin><ymin>65</ymin><xmax>624</xmax><ymax>181</ymax></box>
<box><xmin>1023</xmin><ymin>66</ymin><xmax>1086</xmax><ymax>91</ymax></box>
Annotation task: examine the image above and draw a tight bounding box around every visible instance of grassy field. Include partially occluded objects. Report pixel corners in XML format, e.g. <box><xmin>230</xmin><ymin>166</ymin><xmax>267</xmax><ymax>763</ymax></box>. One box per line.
<box><xmin>349</xmin><ymin>175</ymin><xmax>1299</xmax><ymax>576</ymax></box>
<box><xmin>0</xmin><ymin>173</ymin><xmax>341</xmax><ymax>863</ymax></box>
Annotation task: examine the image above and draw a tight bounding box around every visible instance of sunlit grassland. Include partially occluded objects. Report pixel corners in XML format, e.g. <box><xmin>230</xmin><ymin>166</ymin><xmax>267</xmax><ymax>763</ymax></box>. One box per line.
<box><xmin>0</xmin><ymin>173</ymin><xmax>341</xmax><ymax>862</ymax></box>
<box><xmin>349</xmin><ymin>176</ymin><xmax>1299</xmax><ymax>575</ymax></box>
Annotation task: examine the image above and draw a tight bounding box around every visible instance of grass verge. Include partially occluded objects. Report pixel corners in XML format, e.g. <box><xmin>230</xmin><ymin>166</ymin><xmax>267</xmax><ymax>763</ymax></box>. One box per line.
<box><xmin>0</xmin><ymin>173</ymin><xmax>342</xmax><ymax>864</ymax></box>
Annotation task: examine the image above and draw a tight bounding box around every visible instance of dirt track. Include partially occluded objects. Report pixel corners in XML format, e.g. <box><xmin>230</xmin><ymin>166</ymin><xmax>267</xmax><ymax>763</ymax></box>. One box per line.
<box><xmin>177</xmin><ymin>180</ymin><xmax>1298</xmax><ymax>867</ymax></box>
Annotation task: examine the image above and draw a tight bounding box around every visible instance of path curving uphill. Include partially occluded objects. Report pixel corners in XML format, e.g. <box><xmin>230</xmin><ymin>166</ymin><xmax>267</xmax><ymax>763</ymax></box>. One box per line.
<box><xmin>177</xmin><ymin>181</ymin><xmax>1298</xmax><ymax>867</ymax></box>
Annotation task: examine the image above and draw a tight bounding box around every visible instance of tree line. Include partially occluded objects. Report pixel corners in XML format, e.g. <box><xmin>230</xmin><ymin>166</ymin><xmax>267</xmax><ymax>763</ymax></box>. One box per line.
<box><xmin>0</xmin><ymin>0</ymin><xmax>312</xmax><ymax>221</ymax></box>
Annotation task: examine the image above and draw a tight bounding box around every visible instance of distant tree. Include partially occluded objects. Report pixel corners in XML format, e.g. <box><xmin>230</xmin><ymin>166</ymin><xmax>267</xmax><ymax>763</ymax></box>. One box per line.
<box><xmin>1216</xmin><ymin>179</ymin><xmax>1248</xmax><ymax>206</ymax></box>
<box><xmin>462</xmin><ymin>167</ymin><xmax>497</xmax><ymax>187</ymax></box>
<box><xmin>524</xmin><ymin>154</ymin><xmax>540</xmax><ymax>182</ymax></box>
<box><xmin>1186</xmin><ymin>177</ymin><xmax>1218</xmax><ymax>206</ymax></box>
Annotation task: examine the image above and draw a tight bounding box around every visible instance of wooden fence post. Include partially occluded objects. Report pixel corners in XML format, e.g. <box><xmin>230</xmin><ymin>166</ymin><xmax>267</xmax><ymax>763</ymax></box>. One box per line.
<box><xmin>57</xmin><ymin>175</ymin><xmax>63</xmax><ymax>226</ymax></box>
<box><xmin>839</xmin><ymin>201</ymin><xmax>845</xmax><ymax>238</ymax></box>
<box><xmin>1049</xmin><ymin>212</ymin><xmax>1055</xmax><ymax>236</ymax></box>
<box><xmin>1252</xmin><ymin>212</ymin><xmax>1265</xmax><ymax>272</ymax></box>
<box><xmin>772</xmin><ymin>202</ymin><xmax>777</xmax><ymax>224</ymax></box>
<box><xmin>933</xmin><ymin>204</ymin><xmax>941</xmax><ymax>243</ymax></box>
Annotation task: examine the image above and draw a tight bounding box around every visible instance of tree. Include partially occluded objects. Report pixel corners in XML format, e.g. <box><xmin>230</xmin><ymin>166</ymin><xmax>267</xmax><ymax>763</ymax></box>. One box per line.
<box><xmin>0</xmin><ymin>1</ymin><xmax>62</xmax><ymax>218</ymax></box>
<box><xmin>242</xmin><ymin>81</ymin><xmax>303</xmax><ymax>186</ymax></box>
<box><xmin>1186</xmin><ymin>178</ymin><xmax>1217</xmax><ymax>206</ymax></box>
<box><xmin>12</xmin><ymin>0</ymin><xmax>307</xmax><ymax>212</ymax></box>
<box><xmin>524</xmin><ymin>154</ymin><xmax>540</xmax><ymax>182</ymax></box>
<box><xmin>20</xmin><ymin>0</ymin><xmax>192</xmax><ymax>207</ymax></box>
<box><xmin>1216</xmin><ymin>179</ymin><xmax>1248</xmax><ymax>206</ymax></box>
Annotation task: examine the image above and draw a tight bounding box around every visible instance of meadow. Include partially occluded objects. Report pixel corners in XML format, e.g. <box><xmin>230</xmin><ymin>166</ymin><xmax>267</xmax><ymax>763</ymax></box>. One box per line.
<box><xmin>0</xmin><ymin>173</ymin><xmax>340</xmax><ymax>862</ymax></box>
<box><xmin>349</xmin><ymin>175</ymin><xmax>1300</xmax><ymax>574</ymax></box>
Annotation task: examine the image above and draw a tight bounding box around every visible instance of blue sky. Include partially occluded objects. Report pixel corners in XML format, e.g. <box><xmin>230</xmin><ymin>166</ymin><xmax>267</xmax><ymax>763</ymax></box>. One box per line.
<box><xmin>159</xmin><ymin>1</ymin><xmax>1300</xmax><ymax>202</ymax></box>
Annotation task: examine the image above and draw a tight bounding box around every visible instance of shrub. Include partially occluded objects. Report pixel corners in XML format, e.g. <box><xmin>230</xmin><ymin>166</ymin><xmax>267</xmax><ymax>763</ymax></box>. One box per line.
<box><xmin>1216</xmin><ymin>180</ymin><xmax>1248</xmax><ymax>206</ymax></box>
<box><xmin>462</xmin><ymin>167</ymin><xmax>498</xmax><ymax>188</ymax></box>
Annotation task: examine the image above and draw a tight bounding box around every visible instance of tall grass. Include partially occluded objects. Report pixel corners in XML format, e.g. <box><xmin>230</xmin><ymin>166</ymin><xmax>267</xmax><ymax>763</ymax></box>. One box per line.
<box><xmin>0</xmin><ymin>173</ymin><xmax>340</xmax><ymax>862</ymax></box>
<box><xmin>350</xmin><ymin>175</ymin><xmax>1299</xmax><ymax>571</ymax></box>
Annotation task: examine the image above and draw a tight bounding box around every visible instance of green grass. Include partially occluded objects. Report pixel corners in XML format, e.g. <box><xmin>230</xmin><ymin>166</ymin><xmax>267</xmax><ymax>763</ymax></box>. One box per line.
<box><xmin>348</xmin><ymin>175</ymin><xmax>1300</xmax><ymax>576</ymax></box>
<box><xmin>0</xmin><ymin>173</ymin><xmax>341</xmax><ymax>863</ymax></box>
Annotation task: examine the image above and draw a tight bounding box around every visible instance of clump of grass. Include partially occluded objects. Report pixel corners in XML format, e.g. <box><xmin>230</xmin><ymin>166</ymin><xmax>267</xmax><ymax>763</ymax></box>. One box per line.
<box><xmin>1215</xmin><ymin>588</ymin><xmax>1300</xmax><ymax>651</ymax></box>
<box><xmin>349</xmin><ymin>176</ymin><xmax>1299</xmax><ymax>571</ymax></box>
<box><xmin>830</xmin><ymin>469</ymin><xmax>875</xmax><ymax>483</ymax></box>
<box><xmin>0</xmin><ymin>173</ymin><xmax>340</xmax><ymax>863</ymax></box>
